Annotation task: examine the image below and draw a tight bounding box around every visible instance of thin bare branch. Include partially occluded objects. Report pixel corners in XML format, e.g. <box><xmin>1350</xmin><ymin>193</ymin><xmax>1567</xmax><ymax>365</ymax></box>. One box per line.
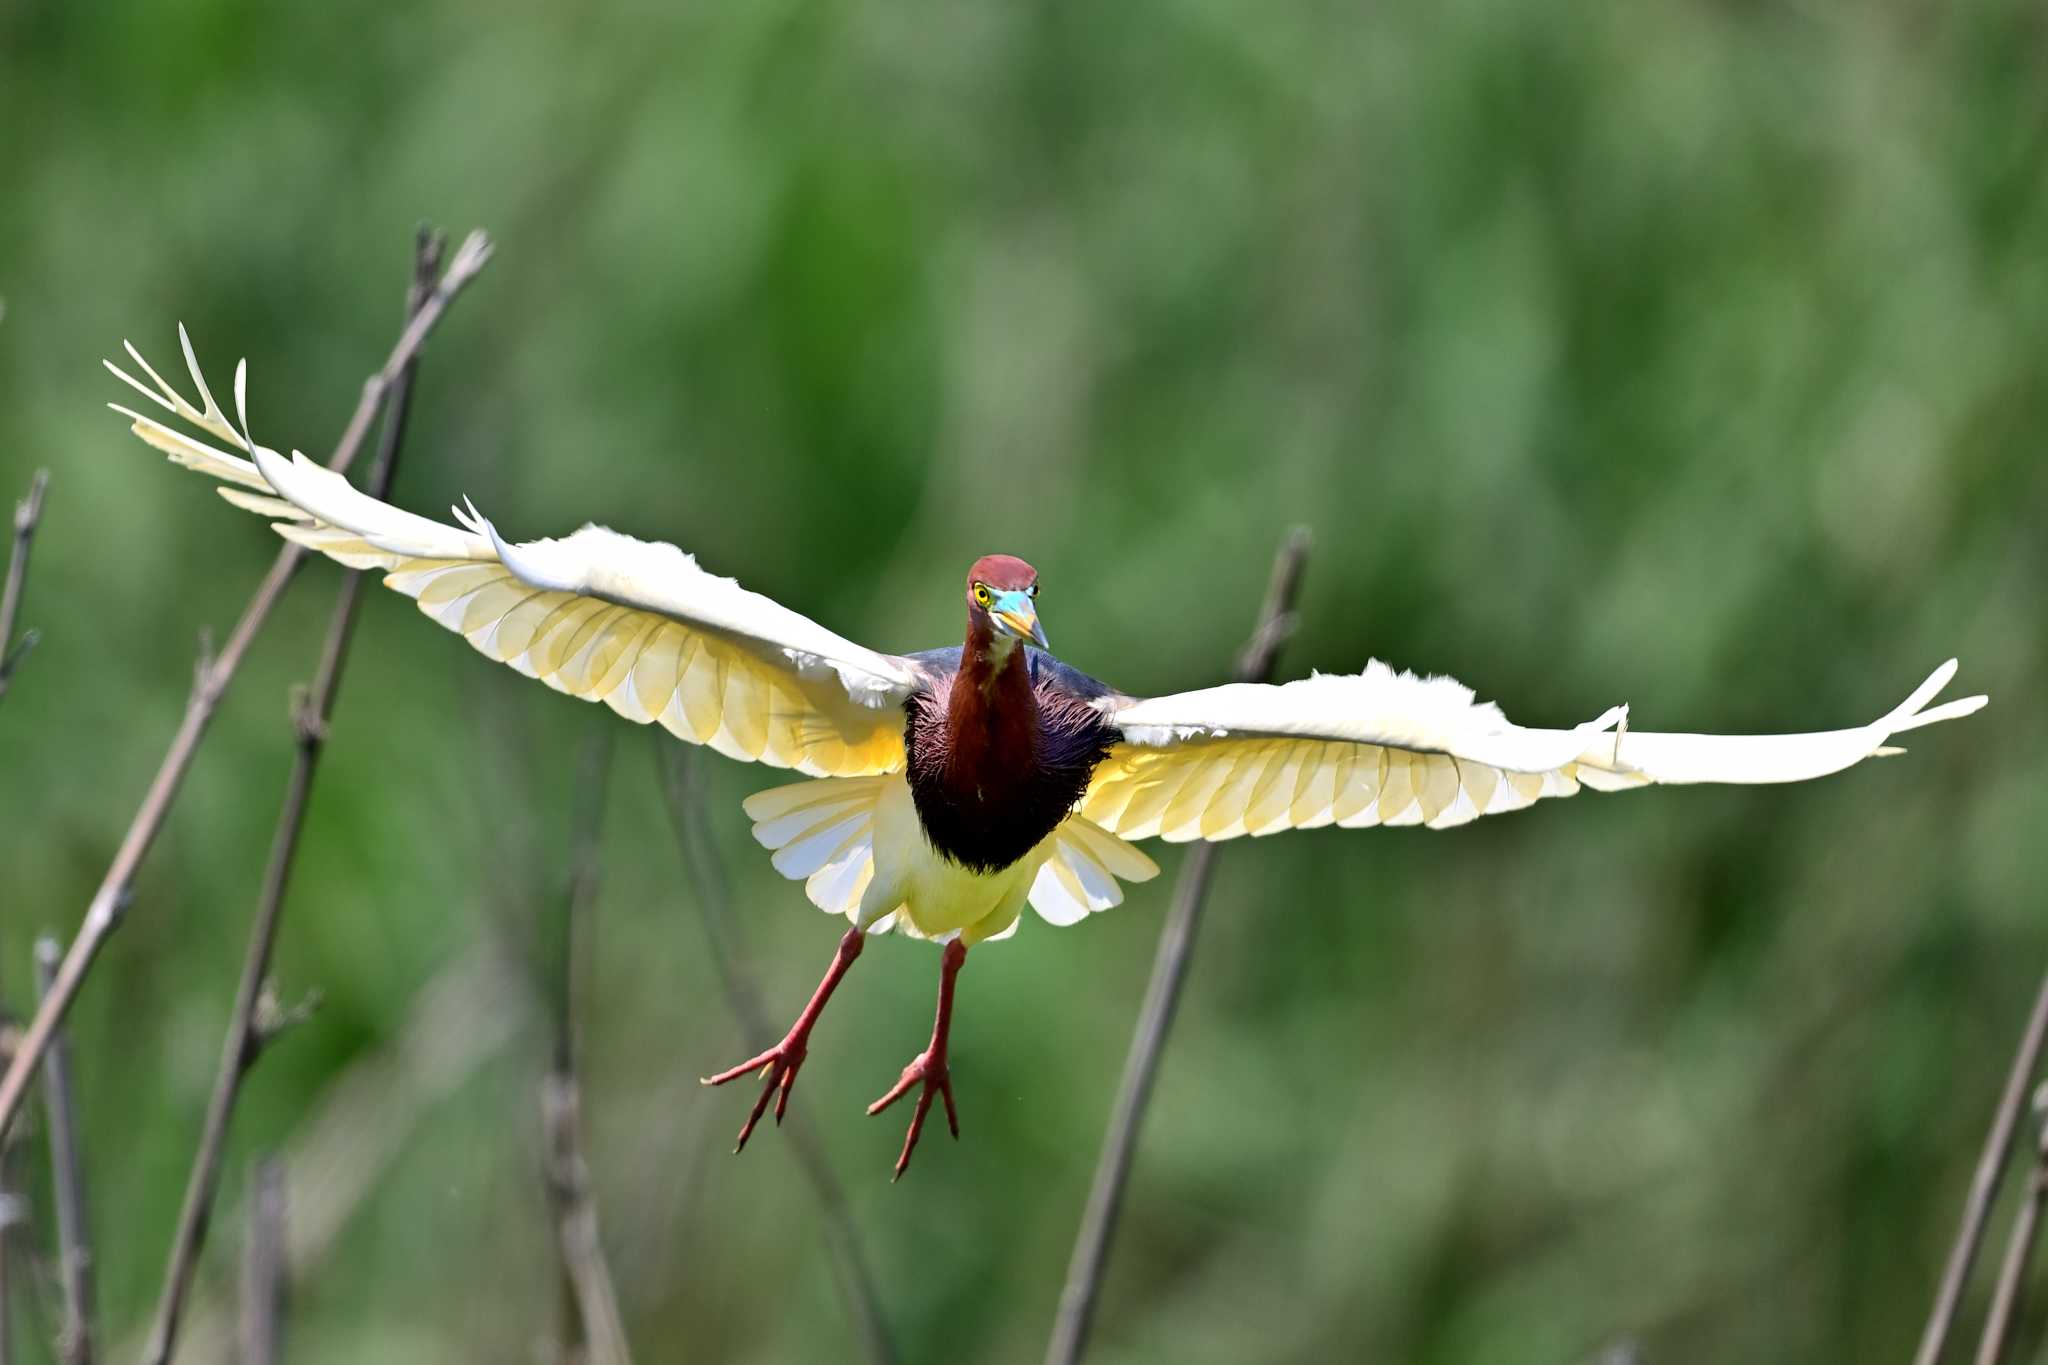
<box><xmin>0</xmin><ymin>1214</ymin><xmax>10</xmax><ymax>1365</ymax></box>
<box><xmin>0</xmin><ymin>227</ymin><xmax>491</xmax><ymax>1145</ymax></box>
<box><xmin>140</xmin><ymin>229</ymin><xmax>448</xmax><ymax>1365</ymax></box>
<box><xmin>112</xmin><ymin>947</ymin><xmax>523</xmax><ymax>1363</ymax></box>
<box><xmin>1972</xmin><ymin>1083</ymin><xmax>2048</xmax><ymax>1365</ymax></box>
<box><xmin>325</xmin><ymin>229</ymin><xmax>493</xmax><ymax>471</ymax></box>
<box><xmin>0</xmin><ymin>469</ymin><xmax>49</xmax><ymax>701</ymax></box>
<box><xmin>655</xmin><ymin>744</ymin><xmax>897</xmax><ymax>1365</ymax></box>
<box><xmin>237</xmin><ymin>1160</ymin><xmax>286</xmax><ymax>1365</ymax></box>
<box><xmin>551</xmin><ymin>730</ymin><xmax>613</xmax><ymax>1071</ymax></box>
<box><xmin>1916</xmin><ymin>968</ymin><xmax>2048</xmax><ymax>1365</ymax></box>
<box><xmin>544</xmin><ymin>1071</ymin><xmax>632</xmax><ymax>1365</ymax></box>
<box><xmin>1045</xmin><ymin>526</ymin><xmax>1311</xmax><ymax>1365</ymax></box>
<box><xmin>542</xmin><ymin>729</ymin><xmax>633</xmax><ymax>1365</ymax></box>
<box><xmin>0</xmin><ymin>1017</ymin><xmax>19</xmax><ymax>1365</ymax></box>
<box><xmin>34</xmin><ymin>937</ymin><xmax>93</xmax><ymax>1365</ymax></box>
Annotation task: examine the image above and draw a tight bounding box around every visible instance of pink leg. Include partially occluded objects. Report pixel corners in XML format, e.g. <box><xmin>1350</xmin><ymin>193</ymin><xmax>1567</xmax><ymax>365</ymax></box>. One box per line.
<box><xmin>868</xmin><ymin>938</ymin><xmax>967</xmax><ymax>1180</ymax></box>
<box><xmin>703</xmin><ymin>926</ymin><xmax>864</xmax><ymax>1153</ymax></box>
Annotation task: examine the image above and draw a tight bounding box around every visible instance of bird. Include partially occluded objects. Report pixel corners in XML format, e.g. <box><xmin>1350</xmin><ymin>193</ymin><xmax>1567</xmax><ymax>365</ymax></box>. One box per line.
<box><xmin>108</xmin><ymin>330</ymin><xmax>1988</xmax><ymax>1178</ymax></box>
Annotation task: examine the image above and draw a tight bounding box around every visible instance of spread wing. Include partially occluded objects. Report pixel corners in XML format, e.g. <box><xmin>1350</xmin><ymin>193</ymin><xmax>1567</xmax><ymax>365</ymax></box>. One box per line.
<box><xmin>1083</xmin><ymin>659</ymin><xmax>1986</xmax><ymax>840</ymax></box>
<box><xmin>108</xmin><ymin>330</ymin><xmax>919</xmax><ymax>777</ymax></box>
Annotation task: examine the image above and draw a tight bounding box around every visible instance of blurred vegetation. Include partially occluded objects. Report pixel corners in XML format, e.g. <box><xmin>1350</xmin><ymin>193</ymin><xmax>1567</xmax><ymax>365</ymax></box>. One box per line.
<box><xmin>3</xmin><ymin>0</ymin><xmax>2047</xmax><ymax>1361</ymax></box>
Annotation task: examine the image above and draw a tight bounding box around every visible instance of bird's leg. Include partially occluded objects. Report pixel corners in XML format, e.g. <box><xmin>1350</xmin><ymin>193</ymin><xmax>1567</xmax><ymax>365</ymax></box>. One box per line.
<box><xmin>703</xmin><ymin>925</ymin><xmax>864</xmax><ymax>1153</ymax></box>
<box><xmin>868</xmin><ymin>938</ymin><xmax>967</xmax><ymax>1180</ymax></box>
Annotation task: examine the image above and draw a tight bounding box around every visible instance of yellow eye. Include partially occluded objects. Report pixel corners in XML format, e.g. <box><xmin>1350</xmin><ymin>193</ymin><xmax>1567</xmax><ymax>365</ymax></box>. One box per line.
<box><xmin>973</xmin><ymin>583</ymin><xmax>992</xmax><ymax>607</ymax></box>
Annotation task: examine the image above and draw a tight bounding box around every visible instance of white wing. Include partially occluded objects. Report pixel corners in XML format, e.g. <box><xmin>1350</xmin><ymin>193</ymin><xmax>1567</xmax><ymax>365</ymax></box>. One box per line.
<box><xmin>109</xmin><ymin>330</ymin><xmax>920</xmax><ymax>777</ymax></box>
<box><xmin>1025</xmin><ymin>815</ymin><xmax>1161</xmax><ymax>926</ymax></box>
<box><xmin>1084</xmin><ymin>659</ymin><xmax>1986</xmax><ymax>840</ymax></box>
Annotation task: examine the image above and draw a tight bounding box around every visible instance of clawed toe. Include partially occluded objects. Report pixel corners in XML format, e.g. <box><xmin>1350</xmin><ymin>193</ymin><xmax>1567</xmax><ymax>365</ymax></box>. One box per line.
<box><xmin>703</xmin><ymin>930</ymin><xmax>970</xmax><ymax>1178</ymax></box>
<box><xmin>702</xmin><ymin>926</ymin><xmax>865</xmax><ymax>1155</ymax></box>
<box><xmin>869</xmin><ymin>1050</ymin><xmax>958</xmax><ymax>1179</ymax></box>
<box><xmin>703</xmin><ymin>1039</ymin><xmax>808</xmax><ymax>1152</ymax></box>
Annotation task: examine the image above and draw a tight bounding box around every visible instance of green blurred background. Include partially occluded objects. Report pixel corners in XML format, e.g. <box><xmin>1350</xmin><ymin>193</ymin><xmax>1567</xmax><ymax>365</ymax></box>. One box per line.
<box><xmin>3</xmin><ymin>1</ymin><xmax>2046</xmax><ymax>1361</ymax></box>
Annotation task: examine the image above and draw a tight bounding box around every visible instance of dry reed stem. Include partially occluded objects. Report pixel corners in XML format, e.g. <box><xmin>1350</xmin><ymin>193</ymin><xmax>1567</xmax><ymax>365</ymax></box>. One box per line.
<box><xmin>110</xmin><ymin>946</ymin><xmax>526</xmax><ymax>1363</ymax></box>
<box><xmin>0</xmin><ymin>470</ymin><xmax>48</xmax><ymax>702</ymax></box>
<box><xmin>1971</xmin><ymin>1082</ymin><xmax>2048</xmax><ymax>1365</ymax></box>
<box><xmin>0</xmin><ymin>230</ymin><xmax>493</xmax><ymax>1145</ymax></box>
<box><xmin>139</xmin><ymin>230</ymin><xmax>451</xmax><ymax>1365</ymax></box>
<box><xmin>542</xmin><ymin>728</ymin><xmax>633</xmax><ymax>1365</ymax></box>
<box><xmin>1045</xmin><ymin>527</ymin><xmax>1310</xmax><ymax>1365</ymax></box>
<box><xmin>1915</xmin><ymin>969</ymin><xmax>2048</xmax><ymax>1365</ymax></box>
<box><xmin>34</xmin><ymin>937</ymin><xmax>93</xmax><ymax>1365</ymax></box>
<box><xmin>237</xmin><ymin>1160</ymin><xmax>286</xmax><ymax>1365</ymax></box>
<box><xmin>656</xmin><ymin>744</ymin><xmax>897</xmax><ymax>1365</ymax></box>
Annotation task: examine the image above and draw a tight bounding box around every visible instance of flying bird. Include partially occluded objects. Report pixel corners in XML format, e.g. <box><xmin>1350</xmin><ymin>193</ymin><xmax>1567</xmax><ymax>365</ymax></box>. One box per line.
<box><xmin>108</xmin><ymin>332</ymin><xmax>1988</xmax><ymax>1177</ymax></box>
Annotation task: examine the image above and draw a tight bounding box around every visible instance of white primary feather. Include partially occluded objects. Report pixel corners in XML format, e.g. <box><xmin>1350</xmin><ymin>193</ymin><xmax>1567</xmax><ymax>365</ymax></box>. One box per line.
<box><xmin>1110</xmin><ymin>662</ymin><xmax>1624</xmax><ymax>772</ymax></box>
<box><xmin>1091</xmin><ymin>660</ymin><xmax>1985</xmax><ymax>840</ymax></box>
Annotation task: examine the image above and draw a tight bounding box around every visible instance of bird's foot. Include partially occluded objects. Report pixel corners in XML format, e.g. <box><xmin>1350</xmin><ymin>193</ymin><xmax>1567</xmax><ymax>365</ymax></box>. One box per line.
<box><xmin>702</xmin><ymin>1031</ymin><xmax>813</xmax><ymax>1153</ymax></box>
<box><xmin>867</xmin><ymin>1046</ymin><xmax>957</xmax><ymax>1180</ymax></box>
<box><xmin>702</xmin><ymin>926</ymin><xmax>865</xmax><ymax>1153</ymax></box>
<box><xmin>867</xmin><ymin>937</ymin><xmax>967</xmax><ymax>1180</ymax></box>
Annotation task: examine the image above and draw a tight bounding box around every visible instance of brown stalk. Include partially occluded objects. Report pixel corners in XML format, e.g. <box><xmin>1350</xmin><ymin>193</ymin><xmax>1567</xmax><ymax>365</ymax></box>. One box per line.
<box><xmin>1044</xmin><ymin>527</ymin><xmax>1311</xmax><ymax>1365</ymax></box>
<box><xmin>1971</xmin><ymin>1083</ymin><xmax>2048</xmax><ymax>1365</ymax></box>
<box><xmin>237</xmin><ymin>1159</ymin><xmax>286</xmax><ymax>1365</ymax></box>
<box><xmin>542</xmin><ymin>728</ymin><xmax>633</xmax><ymax>1365</ymax></box>
<box><xmin>0</xmin><ymin>228</ymin><xmax>491</xmax><ymax>1145</ymax></box>
<box><xmin>34</xmin><ymin>937</ymin><xmax>94</xmax><ymax>1365</ymax></box>
<box><xmin>139</xmin><ymin>229</ymin><xmax>452</xmax><ymax>1365</ymax></box>
<box><xmin>0</xmin><ymin>469</ymin><xmax>49</xmax><ymax>702</ymax></box>
<box><xmin>655</xmin><ymin>743</ymin><xmax>897</xmax><ymax>1365</ymax></box>
<box><xmin>0</xmin><ymin>1011</ymin><xmax>19</xmax><ymax>1365</ymax></box>
<box><xmin>112</xmin><ymin>947</ymin><xmax>524</xmax><ymax>1363</ymax></box>
<box><xmin>1915</xmin><ymin>969</ymin><xmax>2048</xmax><ymax>1365</ymax></box>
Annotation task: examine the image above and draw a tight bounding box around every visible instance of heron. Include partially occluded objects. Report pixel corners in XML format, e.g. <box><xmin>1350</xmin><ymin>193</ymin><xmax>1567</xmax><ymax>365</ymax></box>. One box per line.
<box><xmin>109</xmin><ymin>331</ymin><xmax>1987</xmax><ymax>1177</ymax></box>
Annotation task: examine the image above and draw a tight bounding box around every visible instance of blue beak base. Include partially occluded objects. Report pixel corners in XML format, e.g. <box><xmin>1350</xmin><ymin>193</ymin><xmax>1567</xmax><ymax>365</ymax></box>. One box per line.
<box><xmin>990</xmin><ymin>590</ymin><xmax>1049</xmax><ymax>650</ymax></box>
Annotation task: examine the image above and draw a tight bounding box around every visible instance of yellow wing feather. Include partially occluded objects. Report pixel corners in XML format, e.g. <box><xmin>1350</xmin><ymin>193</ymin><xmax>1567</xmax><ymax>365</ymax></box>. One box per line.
<box><xmin>1082</xmin><ymin>737</ymin><xmax>1563</xmax><ymax>838</ymax></box>
<box><xmin>110</xmin><ymin>332</ymin><xmax>915</xmax><ymax>778</ymax></box>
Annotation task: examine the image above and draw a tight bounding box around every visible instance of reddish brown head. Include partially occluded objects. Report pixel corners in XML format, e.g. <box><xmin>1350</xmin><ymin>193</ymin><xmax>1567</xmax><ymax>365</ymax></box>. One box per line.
<box><xmin>966</xmin><ymin>554</ymin><xmax>1037</xmax><ymax>596</ymax></box>
<box><xmin>964</xmin><ymin>554</ymin><xmax>1047</xmax><ymax>651</ymax></box>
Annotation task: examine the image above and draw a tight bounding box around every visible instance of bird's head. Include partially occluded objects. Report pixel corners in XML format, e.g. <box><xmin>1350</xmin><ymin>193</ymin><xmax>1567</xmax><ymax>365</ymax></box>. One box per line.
<box><xmin>965</xmin><ymin>554</ymin><xmax>1047</xmax><ymax>652</ymax></box>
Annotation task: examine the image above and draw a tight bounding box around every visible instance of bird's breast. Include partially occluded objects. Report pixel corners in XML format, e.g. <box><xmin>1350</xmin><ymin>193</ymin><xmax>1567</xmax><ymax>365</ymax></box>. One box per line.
<box><xmin>904</xmin><ymin>676</ymin><xmax>1116</xmax><ymax>874</ymax></box>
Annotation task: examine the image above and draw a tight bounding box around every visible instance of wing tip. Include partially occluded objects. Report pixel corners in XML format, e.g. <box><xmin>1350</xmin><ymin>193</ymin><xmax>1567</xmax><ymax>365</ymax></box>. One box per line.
<box><xmin>1896</xmin><ymin>658</ymin><xmax>1958</xmax><ymax>712</ymax></box>
<box><xmin>1888</xmin><ymin>659</ymin><xmax>1986</xmax><ymax>734</ymax></box>
<box><xmin>1898</xmin><ymin>693</ymin><xmax>1988</xmax><ymax>733</ymax></box>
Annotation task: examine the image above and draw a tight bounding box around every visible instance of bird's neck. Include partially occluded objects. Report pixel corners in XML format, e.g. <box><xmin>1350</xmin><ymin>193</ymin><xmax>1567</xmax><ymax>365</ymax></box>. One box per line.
<box><xmin>948</xmin><ymin>620</ymin><xmax>1036</xmax><ymax>765</ymax></box>
<box><xmin>961</xmin><ymin>618</ymin><xmax>1025</xmax><ymax>692</ymax></box>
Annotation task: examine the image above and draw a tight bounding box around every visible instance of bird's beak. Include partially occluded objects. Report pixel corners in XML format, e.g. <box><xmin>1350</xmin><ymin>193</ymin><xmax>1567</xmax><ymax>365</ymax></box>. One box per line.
<box><xmin>990</xmin><ymin>591</ymin><xmax>1049</xmax><ymax>650</ymax></box>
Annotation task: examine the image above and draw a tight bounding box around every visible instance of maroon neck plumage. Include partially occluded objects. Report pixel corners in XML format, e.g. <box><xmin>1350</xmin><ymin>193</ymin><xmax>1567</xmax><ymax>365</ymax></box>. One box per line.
<box><xmin>946</xmin><ymin>555</ymin><xmax>1040</xmax><ymax>785</ymax></box>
